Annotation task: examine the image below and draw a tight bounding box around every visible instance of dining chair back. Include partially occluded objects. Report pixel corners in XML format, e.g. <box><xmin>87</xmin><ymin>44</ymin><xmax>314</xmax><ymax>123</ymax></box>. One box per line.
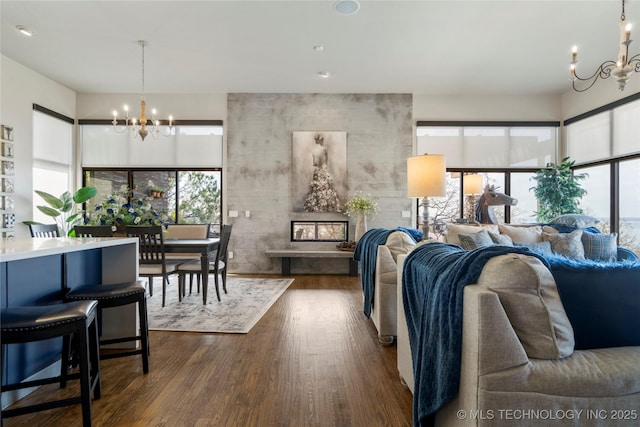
<box><xmin>163</xmin><ymin>223</ymin><xmax>210</xmax><ymax>262</ymax></box>
<box><xmin>29</xmin><ymin>223</ymin><xmax>60</xmax><ymax>238</ymax></box>
<box><xmin>74</xmin><ymin>225</ymin><xmax>114</xmax><ymax>237</ymax></box>
<box><xmin>176</xmin><ymin>224</ymin><xmax>233</xmax><ymax>302</ymax></box>
<box><xmin>126</xmin><ymin>225</ymin><xmax>179</xmax><ymax>307</ymax></box>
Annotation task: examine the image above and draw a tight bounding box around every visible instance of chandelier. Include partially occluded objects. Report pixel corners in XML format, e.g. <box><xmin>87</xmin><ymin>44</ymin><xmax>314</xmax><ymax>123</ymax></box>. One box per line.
<box><xmin>112</xmin><ymin>40</ymin><xmax>173</xmax><ymax>140</ymax></box>
<box><xmin>570</xmin><ymin>0</ymin><xmax>640</xmax><ymax>92</ymax></box>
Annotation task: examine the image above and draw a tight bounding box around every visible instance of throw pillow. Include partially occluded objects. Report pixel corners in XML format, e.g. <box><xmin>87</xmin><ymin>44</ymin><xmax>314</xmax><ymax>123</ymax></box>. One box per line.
<box><xmin>477</xmin><ymin>253</ymin><xmax>575</xmax><ymax>359</ymax></box>
<box><xmin>550</xmin><ymin>214</ymin><xmax>600</xmax><ymax>229</ymax></box>
<box><xmin>488</xmin><ymin>231</ymin><xmax>513</xmax><ymax>246</ymax></box>
<box><xmin>384</xmin><ymin>231</ymin><xmax>417</xmax><ymax>262</ymax></box>
<box><xmin>498</xmin><ymin>224</ymin><xmax>543</xmax><ymax>244</ymax></box>
<box><xmin>458</xmin><ymin>229</ymin><xmax>494</xmax><ymax>250</ymax></box>
<box><xmin>542</xmin><ymin>229</ymin><xmax>585</xmax><ymax>260</ymax></box>
<box><xmin>582</xmin><ymin>231</ymin><xmax>618</xmax><ymax>262</ymax></box>
<box><xmin>515</xmin><ymin>241</ymin><xmax>554</xmax><ymax>257</ymax></box>
<box><xmin>445</xmin><ymin>224</ymin><xmax>499</xmax><ymax>246</ymax></box>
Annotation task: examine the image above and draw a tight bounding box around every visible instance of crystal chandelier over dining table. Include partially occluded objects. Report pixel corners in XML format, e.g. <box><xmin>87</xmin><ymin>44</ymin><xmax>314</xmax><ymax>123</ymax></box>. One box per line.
<box><xmin>112</xmin><ymin>40</ymin><xmax>173</xmax><ymax>141</ymax></box>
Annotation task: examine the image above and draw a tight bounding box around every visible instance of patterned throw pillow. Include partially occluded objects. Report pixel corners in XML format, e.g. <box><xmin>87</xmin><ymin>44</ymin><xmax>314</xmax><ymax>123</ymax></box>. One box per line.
<box><xmin>542</xmin><ymin>229</ymin><xmax>585</xmax><ymax>260</ymax></box>
<box><xmin>458</xmin><ymin>229</ymin><xmax>494</xmax><ymax>250</ymax></box>
<box><xmin>582</xmin><ymin>231</ymin><xmax>618</xmax><ymax>261</ymax></box>
<box><xmin>488</xmin><ymin>231</ymin><xmax>513</xmax><ymax>246</ymax></box>
<box><xmin>550</xmin><ymin>214</ymin><xmax>600</xmax><ymax>229</ymax></box>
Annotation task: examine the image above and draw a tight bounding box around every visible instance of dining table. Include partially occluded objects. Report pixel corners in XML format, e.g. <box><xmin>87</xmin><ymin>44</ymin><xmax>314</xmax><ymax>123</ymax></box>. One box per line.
<box><xmin>163</xmin><ymin>238</ymin><xmax>220</xmax><ymax>304</ymax></box>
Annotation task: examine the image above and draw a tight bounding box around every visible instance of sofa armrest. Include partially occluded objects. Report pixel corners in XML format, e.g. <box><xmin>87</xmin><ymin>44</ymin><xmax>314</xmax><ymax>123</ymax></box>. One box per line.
<box><xmin>372</xmin><ymin>245</ymin><xmax>399</xmax><ymax>343</ymax></box>
<box><xmin>376</xmin><ymin>245</ymin><xmax>398</xmax><ymax>286</ymax></box>
<box><xmin>464</xmin><ymin>285</ymin><xmax>529</xmax><ymax>376</ymax></box>
<box><xmin>618</xmin><ymin>246</ymin><xmax>639</xmax><ymax>261</ymax></box>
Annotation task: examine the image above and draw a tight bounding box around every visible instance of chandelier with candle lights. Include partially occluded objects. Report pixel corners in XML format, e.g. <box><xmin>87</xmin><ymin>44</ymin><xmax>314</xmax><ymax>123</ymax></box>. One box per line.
<box><xmin>570</xmin><ymin>0</ymin><xmax>640</xmax><ymax>92</ymax></box>
<box><xmin>112</xmin><ymin>40</ymin><xmax>173</xmax><ymax>140</ymax></box>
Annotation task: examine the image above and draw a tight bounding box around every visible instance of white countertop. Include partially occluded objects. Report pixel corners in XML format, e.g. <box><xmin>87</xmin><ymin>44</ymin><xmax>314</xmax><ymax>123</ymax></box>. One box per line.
<box><xmin>0</xmin><ymin>237</ymin><xmax>138</xmax><ymax>262</ymax></box>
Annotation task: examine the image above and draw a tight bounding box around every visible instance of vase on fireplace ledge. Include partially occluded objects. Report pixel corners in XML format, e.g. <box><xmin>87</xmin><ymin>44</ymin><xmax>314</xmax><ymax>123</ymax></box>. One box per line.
<box><xmin>354</xmin><ymin>211</ymin><xmax>367</xmax><ymax>242</ymax></box>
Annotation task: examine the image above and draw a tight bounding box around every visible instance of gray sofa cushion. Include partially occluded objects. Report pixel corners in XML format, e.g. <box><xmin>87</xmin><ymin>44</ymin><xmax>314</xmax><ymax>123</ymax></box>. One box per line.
<box><xmin>498</xmin><ymin>224</ymin><xmax>543</xmax><ymax>244</ymax></box>
<box><xmin>458</xmin><ymin>229</ymin><xmax>494</xmax><ymax>250</ymax></box>
<box><xmin>477</xmin><ymin>253</ymin><xmax>574</xmax><ymax>359</ymax></box>
<box><xmin>542</xmin><ymin>229</ymin><xmax>585</xmax><ymax>260</ymax></box>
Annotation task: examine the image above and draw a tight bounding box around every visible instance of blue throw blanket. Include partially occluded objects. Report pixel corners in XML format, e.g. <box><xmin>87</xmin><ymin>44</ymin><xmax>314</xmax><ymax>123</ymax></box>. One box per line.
<box><xmin>354</xmin><ymin>227</ymin><xmax>422</xmax><ymax>317</ymax></box>
<box><xmin>402</xmin><ymin>243</ymin><xmax>547</xmax><ymax>426</ymax></box>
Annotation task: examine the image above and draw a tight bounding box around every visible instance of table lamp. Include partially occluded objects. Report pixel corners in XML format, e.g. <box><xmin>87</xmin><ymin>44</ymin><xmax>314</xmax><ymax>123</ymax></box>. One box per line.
<box><xmin>463</xmin><ymin>174</ymin><xmax>484</xmax><ymax>222</ymax></box>
<box><xmin>407</xmin><ymin>154</ymin><xmax>446</xmax><ymax>238</ymax></box>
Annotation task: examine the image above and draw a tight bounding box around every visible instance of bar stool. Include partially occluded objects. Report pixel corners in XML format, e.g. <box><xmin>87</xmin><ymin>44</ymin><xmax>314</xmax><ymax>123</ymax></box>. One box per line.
<box><xmin>1</xmin><ymin>300</ymin><xmax>101</xmax><ymax>427</ymax></box>
<box><xmin>64</xmin><ymin>281</ymin><xmax>149</xmax><ymax>374</ymax></box>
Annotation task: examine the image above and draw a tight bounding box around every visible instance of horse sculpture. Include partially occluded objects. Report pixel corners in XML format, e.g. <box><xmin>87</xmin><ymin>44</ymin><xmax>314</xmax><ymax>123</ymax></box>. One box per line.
<box><xmin>475</xmin><ymin>185</ymin><xmax>518</xmax><ymax>224</ymax></box>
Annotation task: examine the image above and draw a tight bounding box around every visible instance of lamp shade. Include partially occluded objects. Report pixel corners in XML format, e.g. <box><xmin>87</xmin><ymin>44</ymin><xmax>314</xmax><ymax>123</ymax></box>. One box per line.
<box><xmin>407</xmin><ymin>154</ymin><xmax>446</xmax><ymax>198</ymax></box>
<box><xmin>463</xmin><ymin>174</ymin><xmax>484</xmax><ymax>195</ymax></box>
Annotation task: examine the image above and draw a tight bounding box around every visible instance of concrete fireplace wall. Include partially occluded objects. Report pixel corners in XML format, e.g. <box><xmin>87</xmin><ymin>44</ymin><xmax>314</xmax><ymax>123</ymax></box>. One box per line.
<box><xmin>226</xmin><ymin>93</ymin><xmax>413</xmax><ymax>274</ymax></box>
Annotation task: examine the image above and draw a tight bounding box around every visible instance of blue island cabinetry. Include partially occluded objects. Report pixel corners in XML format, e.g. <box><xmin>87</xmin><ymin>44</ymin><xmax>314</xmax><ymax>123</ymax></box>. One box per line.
<box><xmin>1</xmin><ymin>237</ymin><xmax>138</xmax><ymax>406</ymax></box>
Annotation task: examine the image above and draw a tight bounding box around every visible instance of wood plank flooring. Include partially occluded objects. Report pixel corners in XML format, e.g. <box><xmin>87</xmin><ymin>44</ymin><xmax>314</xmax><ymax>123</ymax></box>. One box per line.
<box><xmin>3</xmin><ymin>275</ymin><xmax>413</xmax><ymax>426</ymax></box>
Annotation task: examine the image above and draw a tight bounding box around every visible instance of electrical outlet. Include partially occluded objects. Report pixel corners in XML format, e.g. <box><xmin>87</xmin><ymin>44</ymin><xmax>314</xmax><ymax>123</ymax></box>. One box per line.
<box><xmin>245</xmin><ymin>210</ymin><xmax>250</xmax><ymax>217</ymax></box>
<box><xmin>228</xmin><ymin>251</ymin><xmax>234</xmax><ymax>259</ymax></box>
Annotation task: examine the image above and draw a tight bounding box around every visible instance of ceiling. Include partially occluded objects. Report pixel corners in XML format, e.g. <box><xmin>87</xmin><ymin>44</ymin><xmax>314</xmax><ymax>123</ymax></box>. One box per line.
<box><xmin>1</xmin><ymin>1</ymin><xmax>635</xmax><ymax>96</ymax></box>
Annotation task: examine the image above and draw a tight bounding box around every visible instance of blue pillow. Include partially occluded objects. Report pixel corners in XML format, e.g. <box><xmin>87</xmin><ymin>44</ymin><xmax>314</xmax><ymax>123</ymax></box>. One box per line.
<box><xmin>582</xmin><ymin>231</ymin><xmax>618</xmax><ymax>262</ymax></box>
<box><xmin>515</xmin><ymin>241</ymin><xmax>553</xmax><ymax>257</ymax></box>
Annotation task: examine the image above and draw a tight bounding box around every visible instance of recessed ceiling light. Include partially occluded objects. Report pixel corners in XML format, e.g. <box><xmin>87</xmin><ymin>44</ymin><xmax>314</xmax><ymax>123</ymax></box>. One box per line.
<box><xmin>334</xmin><ymin>0</ymin><xmax>360</xmax><ymax>16</ymax></box>
<box><xmin>313</xmin><ymin>45</ymin><xmax>325</xmax><ymax>52</ymax></box>
<box><xmin>317</xmin><ymin>71</ymin><xmax>331</xmax><ymax>79</ymax></box>
<box><xmin>16</xmin><ymin>25</ymin><xmax>34</xmax><ymax>37</ymax></box>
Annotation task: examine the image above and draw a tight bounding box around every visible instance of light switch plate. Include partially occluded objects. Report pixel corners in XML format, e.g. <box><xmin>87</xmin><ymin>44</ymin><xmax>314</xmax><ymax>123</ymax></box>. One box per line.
<box><xmin>229</xmin><ymin>210</ymin><xmax>239</xmax><ymax>217</ymax></box>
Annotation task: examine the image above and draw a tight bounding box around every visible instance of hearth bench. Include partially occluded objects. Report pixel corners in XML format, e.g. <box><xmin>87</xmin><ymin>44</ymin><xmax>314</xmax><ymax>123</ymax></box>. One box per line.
<box><xmin>265</xmin><ymin>249</ymin><xmax>358</xmax><ymax>276</ymax></box>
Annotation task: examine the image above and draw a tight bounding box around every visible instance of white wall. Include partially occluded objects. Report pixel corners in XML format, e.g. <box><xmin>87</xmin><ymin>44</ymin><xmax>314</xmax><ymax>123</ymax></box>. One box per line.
<box><xmin>76</xmin><ymin>93</ymin><xmax>227</xmax><ymax>121</ymax></box>
<box><xmin>413</xmin><ymin>94</ymin><xmax>562</xmax><ymax>122</ymax></box>
<box><xmin>561</xmin><ymin>78</ymin><xmax>640</xmax><ymax>120</ymax></box>
<box><xmin>0</xmin><ymin>55</ymin><xmax>77</xmax><ymax>238</ymax></box>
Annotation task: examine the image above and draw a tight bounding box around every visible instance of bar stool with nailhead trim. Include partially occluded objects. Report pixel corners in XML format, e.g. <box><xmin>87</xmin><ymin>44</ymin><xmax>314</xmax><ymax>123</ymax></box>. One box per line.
<box><xmin>64</xmin><ymin>281</ymin><xmax>149</xmax><ymax>374</ymax></box>
<box><xmin>1</xmin><ymin>300</ymin><xmax>101</xmax><ymax>427</ymax></box>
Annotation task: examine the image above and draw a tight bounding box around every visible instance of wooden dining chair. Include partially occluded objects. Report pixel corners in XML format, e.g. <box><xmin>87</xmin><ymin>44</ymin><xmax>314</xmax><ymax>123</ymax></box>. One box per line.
<box><xmin>126</xmin><ymin>225</ymin><xmax>180</xmax><ymax>307</ymax></box>
<box><xmin>29</xmin><ymin>223</ymin><xmax>60</xmax><ymax>237</ymax></box>
<box><xmin>176</xmin><ymin>224</ymin><xmax>233</xmax><ymax>302</ymax></box>
<box><xmin>74</xmin><ymin>225</ymin><xmax>114</xmax><ymax>237</ymax></box>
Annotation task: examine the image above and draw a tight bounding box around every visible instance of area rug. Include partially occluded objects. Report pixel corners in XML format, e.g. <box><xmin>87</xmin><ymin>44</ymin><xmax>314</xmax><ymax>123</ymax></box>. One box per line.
<box><xmin>146</xmin><ymin>276</ymin><xmax>294</xmax><ymax>333</ymax></box>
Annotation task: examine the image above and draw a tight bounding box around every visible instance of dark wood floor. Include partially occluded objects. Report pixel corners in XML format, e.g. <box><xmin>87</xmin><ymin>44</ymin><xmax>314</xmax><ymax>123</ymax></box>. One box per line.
<box><xmin>4</xmin><ymin>275</ymin><xmax>413</xmax><ymax>426</ymax></box>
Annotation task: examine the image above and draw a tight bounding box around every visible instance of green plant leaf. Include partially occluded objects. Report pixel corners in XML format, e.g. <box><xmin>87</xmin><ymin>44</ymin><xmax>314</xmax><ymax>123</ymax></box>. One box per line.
<box><xmin>37</xmin><ymin>205</ymin><xmax>61</xmax><ymax>218</ymax></box>
<box><xmin>35</xmin><ymin>190</ymin><xmax>64</xmax><ymax>210</ymax></box>
<box><xmin>74</xmin><ymin>186</ymin><xmax>98</xmax><ymax>204</ymax></box>
<box><xmin>59</xmin><ymin>192</ymin><xmax>73</xmax><ymax>213</ymax></box>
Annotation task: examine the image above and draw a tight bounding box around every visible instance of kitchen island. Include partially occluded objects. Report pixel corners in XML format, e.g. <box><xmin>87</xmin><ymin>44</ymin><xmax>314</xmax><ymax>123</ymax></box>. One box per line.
<box><xmin>1</xmin><ymin>237</ymin><xmax>138</xmax><ymax>406</ymax></box>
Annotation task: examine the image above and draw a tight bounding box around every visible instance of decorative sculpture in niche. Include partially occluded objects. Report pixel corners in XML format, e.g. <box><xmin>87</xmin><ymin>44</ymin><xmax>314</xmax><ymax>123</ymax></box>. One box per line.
<box><xmin>475</xmin><ymin>185</ymin><xmax>518</xmax><ymax>224</ymax></box>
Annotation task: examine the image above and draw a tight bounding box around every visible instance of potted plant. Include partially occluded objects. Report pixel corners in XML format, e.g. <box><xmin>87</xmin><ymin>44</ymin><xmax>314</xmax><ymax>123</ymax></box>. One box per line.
<box><xmin>344</xmin><ymin>192</ymin><xmax>379</xmax><ymax>241</ymax></box>
<box><xmin>23</xmin><ymin>186</ymin><xmax>98</xmax><ymax>236</ymax></box>
<box><xmin>530</xmin><ymin>157</ymin><xmax>588</xmax><ymax>223</ymax></box>
<box><xmin>88</xmin><ymin>185</ymin><xmax>167</xmax><ymax>235</ymax></box>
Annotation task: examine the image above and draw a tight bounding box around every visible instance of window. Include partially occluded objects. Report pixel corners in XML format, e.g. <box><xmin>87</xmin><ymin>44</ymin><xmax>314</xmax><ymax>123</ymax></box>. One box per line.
<box><xmin>84</xmin><ymin>169</ymin><xmax>222</xmax><ymax>228</ymax></box>
<box><xmin>417</xmin><ymin>123</ymin><xmax>557</xmax><ymax>168</ymax></box>
<box><xmin>575</xmin><ymin>164</ymin><xmax>610</xmax><ymax>230</ymax></box>
<box><xmin>416</xmin><ymin>122</ymin><xmax>557</xmax><ymax>230</ymax></box>
<box><xmin>619</xmin><ymin>159</ymin><xmax>640</xmax><ymax>252</ymax></box>
<box><xmin>565</xmin><ymin>94</ymin><xmax>640</xmax><ymax>252</ymax></box>
<box><xmin>291</xmin><ymin>221</ymin><xmax>348</xmax><ymax>242</ymax></box>
<box><xmin>32</xmin><ymin>106</ymin><xmax>74</xmax><ymax>224</ymax></box>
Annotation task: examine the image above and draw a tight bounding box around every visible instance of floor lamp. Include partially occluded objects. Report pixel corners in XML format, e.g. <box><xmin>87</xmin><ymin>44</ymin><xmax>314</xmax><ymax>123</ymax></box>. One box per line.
<box><xmin>463</xmin><ymin>174</ymin><xmax>484</xmax><ymax>223</ymax></box>
<box><xmin>407</xmin><ymin>154</ymin><xmax>447</xmax><ymax>239</ymax></box>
